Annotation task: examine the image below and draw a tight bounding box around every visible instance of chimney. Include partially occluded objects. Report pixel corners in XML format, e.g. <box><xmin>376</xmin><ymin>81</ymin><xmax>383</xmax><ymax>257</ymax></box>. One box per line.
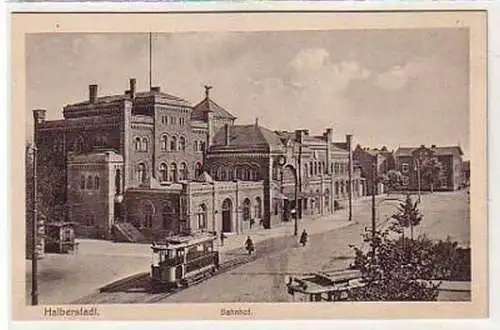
<box><xmin>32</xmin><ymin>109</ymin><xmax>47</xmax><ymax>125</ymax></box>
<box><xmin>89</xmin><ymin>84</ymin><xmax>98</xmax><ymax>104</ymax></box>
<box><xmin>129</xmin><ymin>78</ymin><xmax>136</xmax><ymax>99</ymax></box>
<box><xmin>303</xmin><ymin>129</ymin><xmax>309</xmax><ymax>136</ymax></box>
<box><xmin>326</xmin><ymin>128</ymin><xmax>333</xmax><ymax>144</ymax></box>
<box><xmin>346</xmin><ymin>134</ymin><xmax>353</xmax><ymax>150</ymax></box>
<box><xmin>224</xmin><ymin>124</ymin><xmax>230</xmax><ymax>146</ymax></box>
<box><xmin>431</xmin><ymin>144</ymin><xmax>436</xmax><ymax>148</ymax></box>
<box><xmin>295</xmin><ymin>129</ymin><xmax>304</xmax><ymax>143</ymax></box>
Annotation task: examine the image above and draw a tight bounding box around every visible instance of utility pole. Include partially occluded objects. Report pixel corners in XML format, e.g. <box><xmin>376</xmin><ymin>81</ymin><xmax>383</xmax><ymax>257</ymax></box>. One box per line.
<box><xmin>371</xmin><ymin>162</ymin><xmax>376</xmax><ymax>258</ymax></box>
<box><xmin>294</xmin><ymin>170</ymin><xmax>298</xmax><ymax>237</ymax></box>
<box><xmin>415</xmin><ymin>159</ymin><xmax>422</xmax><ymax>203</ymax></box>
<box><xmin>31</xmin><ymin>144</ymin><xmax>39</xmax><ymax>305</ymax></box>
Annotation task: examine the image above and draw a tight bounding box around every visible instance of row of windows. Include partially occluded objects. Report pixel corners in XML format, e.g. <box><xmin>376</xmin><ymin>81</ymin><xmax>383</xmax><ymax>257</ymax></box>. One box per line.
<box><xmin>304</xmin><ymin>161</ymin><xmax>349</xmax><ymax>178</ymax></box>
<box><xmin>210</xmin><ymin>166</ymin><xmax>261</xmax><ymax>181</ymax></box>
<box><xmin>80</xmin><ymin>174</ymin><xmax>100</xmax><ymax>190</ymax></box>
<box><xmin>136</xmin><ymin>162</ymin><xmax>203</xmax><ymax>183</ymax></box>
<box><xmin>161</xmin><ymin>115</ymin><xmax>187</xmax><ymax>126</ymax></box>
<box><xmin>140</xmin><ymin>198</ymin><xmax>263</xmax><ymax>229</ymax></box>
<box><xmin>135</xmin><ymin>135</ymin><xmax>205</xmax><ymax>153</ymax></box>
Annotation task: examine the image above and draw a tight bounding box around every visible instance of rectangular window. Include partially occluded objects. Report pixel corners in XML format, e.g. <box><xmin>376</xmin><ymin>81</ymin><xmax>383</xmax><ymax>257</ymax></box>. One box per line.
<box><xmin>401</xmin><ymin>163</ymin><xmax>409</xmax><ymax>173</ymax></box>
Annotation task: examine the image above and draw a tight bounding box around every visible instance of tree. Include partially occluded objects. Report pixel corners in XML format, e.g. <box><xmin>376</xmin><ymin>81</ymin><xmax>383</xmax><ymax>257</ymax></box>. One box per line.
<box><xmin>349</xmin><ymin>228</ymin><xmax>440</xmax><ymax>301</ymax></box>
<box><xmin>391</xmin><ymin>194</ymin><xmax>423</xmax><ymax>241</ymax></box>
<box><xmin>420</xmin><ymin>156</ymin><xmax>443</xmax><ymax>193</ymax></box>
<box><xmin>380</xmin><ymin>169</ymin><xmax>403</xmax><ymax>195</ymax></box>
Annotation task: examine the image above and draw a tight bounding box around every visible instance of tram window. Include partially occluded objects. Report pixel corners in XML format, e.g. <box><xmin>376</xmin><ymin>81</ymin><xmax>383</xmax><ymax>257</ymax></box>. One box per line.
<box><xmin>196</xmin><ymin>244</ymin><xmax>204</xmax><ymax>252</ymax></box>
<box><xmin>152</xmin><ymin>251</ymin><xmax>161</xmax><ymax>266</ymax></box>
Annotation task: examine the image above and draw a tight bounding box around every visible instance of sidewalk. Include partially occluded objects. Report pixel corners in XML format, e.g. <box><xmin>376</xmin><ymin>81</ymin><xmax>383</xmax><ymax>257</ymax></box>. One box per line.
<box><xmin>216</xmin><ymin>209</ymin><xmax>355</xmax><ymax>255</ymax></box>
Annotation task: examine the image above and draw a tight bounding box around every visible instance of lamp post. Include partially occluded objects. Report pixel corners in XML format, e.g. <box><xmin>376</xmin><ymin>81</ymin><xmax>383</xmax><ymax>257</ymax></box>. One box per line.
<box><xmin>414</xmin><ymin>159</ymin><xmax>422</xmax><ymax>203</ymax></box>
<box><xmin>30</xmin><ymin>143</ymin><xmax>39</xmax><ymax>305</ymax></box>
<box><xmin>371</xmin><ymin>162</ymin><xmax>376</xmax><ymax>257</ymax></box>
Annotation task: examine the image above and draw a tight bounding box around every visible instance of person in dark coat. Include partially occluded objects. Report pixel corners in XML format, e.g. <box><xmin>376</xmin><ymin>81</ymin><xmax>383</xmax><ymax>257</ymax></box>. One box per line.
<box><xmin>245</xmin><ymin>236</ymin><xmax>255</xmax><ymax>255</ymax></box>
<box><xmin>299</xmin><ymin>229</ymin><xmax>308</xmax><ymax>247</ymax></box>
<box><xmin>220</xmin><ymin>231</ymin><xmax>225</xmax><ymax>246</ymax></box>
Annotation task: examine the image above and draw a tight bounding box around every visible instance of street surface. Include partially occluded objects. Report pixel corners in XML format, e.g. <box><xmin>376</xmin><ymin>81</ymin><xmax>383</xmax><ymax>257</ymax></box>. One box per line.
<box><xmin>161</xmin><ymin>190</ymin><xmax>470</xmax><ymax>303</ymax></box>
<box><xmin>25</xmin><ymin>190</ymin><xmax>469</xmax><ymax>304</ymax></box>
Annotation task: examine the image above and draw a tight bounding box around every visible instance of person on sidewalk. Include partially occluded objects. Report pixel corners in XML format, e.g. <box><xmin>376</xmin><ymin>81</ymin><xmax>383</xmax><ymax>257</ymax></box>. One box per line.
<box><xmin>245</xmin><ymin>236</ymin><xmax>255</xmax><ymax>256</ymax></box>
<box><xmin>299</xmin><ymin>229</ymin><xmax>308</xmax><ymax>247</ymax></box>
<box><xmin>220</xmin><ymin>231</ymin><xmax>225</xmax><ymax>247</ymax></box>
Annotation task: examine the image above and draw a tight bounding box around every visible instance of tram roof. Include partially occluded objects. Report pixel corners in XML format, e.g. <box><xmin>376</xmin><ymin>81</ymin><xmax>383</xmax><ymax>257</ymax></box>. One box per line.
<box><xmin>151</xmin><ymin>232</ymin><xmax>217</xmax><ymax>250</ymax></box>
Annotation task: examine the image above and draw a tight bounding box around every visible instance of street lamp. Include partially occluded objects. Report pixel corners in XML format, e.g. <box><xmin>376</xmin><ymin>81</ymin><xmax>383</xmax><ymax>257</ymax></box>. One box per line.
<box><xmin>414</xmin><ymin>159</ymin><xmax>422</xmax><ymax>203</ymax></box>
<box><xmin>291</xmin><ymin>208</ymin><xmax>297</xmax><ymax>236</ymax></box>
<box><xmin>29</xmin><ymin>143</ymin><xmax>39</xmax><ymax>305</ymax></box>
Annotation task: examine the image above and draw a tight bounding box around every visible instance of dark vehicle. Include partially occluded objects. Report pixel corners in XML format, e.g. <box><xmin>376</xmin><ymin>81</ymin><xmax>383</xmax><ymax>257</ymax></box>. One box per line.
<box><xmin>150</xmin><ymin>232</ymin><xmax>219</xmax><ymax>290</ymax></box>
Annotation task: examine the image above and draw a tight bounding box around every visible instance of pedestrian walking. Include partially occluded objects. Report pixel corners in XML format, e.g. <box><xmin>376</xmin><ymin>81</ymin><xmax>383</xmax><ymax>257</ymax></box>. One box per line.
<box><xmin>299</xmin><ymin>229</ymin><xmax>308</xmax><ymax>247</ymax></box>
<box><xmin>245</xmin><ymin>236</ymin><xmax>255</xmax><ymax>256</ymax></box>
<box><xmin>220</xmin><ymin>231</ymin><xmax>225</xmax><ymax>246</ymax></box>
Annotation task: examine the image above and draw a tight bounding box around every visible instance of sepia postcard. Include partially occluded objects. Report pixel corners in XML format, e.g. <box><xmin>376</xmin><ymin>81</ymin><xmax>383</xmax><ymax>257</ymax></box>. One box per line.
<box><xmin>10</xmin><ymin>10</ymin><xmax>487</xmax><ymax>321</ymax></box>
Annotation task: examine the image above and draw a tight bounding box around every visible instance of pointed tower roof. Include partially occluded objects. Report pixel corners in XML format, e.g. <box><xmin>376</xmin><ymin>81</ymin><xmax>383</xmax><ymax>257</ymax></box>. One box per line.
<box><xmin>191</xmin><ymin>85</ymin><xmax>237</xmax><ymax>120</ymax></box>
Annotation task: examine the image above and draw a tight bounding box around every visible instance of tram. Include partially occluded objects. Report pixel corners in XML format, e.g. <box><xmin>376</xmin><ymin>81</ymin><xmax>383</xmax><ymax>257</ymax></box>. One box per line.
<box><xmin>286</xmin><ymin>269</ymin><xmax>365</xmax><ymax>302</ymax></box>
<box><xmin>150</xmin><ymin>232</ymin><xmax>220</xmax><ymax>290</ymax></box>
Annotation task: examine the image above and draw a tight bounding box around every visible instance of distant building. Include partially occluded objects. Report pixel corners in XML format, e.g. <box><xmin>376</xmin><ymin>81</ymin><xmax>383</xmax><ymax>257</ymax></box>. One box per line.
<box><xmin>394</xmin><ymin>145</ymin><xmax>464</xmax><ymax>191</ymax></box>
<box><xmin>353</xmin><ymin>145</ymin><xmax>395</xmax><ymax>196</ymax></box>
<box><xmin>32</xmin><ymin>79</ymin><xmax>361</xmax><ymax>241</ymax></box>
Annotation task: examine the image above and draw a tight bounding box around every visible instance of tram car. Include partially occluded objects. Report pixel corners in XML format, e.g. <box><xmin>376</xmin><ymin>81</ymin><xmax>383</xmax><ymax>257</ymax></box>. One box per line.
<box><xmin>286</xmin><ymin>269</ymin><xmax>365</xmax><ymax>302</ymax></box>
<box><xmin>150</xmin><ymin>232</ymin><xmax>220</xmax><ymax>290</ymax></box>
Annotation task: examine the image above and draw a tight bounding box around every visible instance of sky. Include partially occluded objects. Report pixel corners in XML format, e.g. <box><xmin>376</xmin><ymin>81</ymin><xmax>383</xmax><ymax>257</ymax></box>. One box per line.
<box><xmin>26</xmin><ymin>29</ymin><xmax>470</xmax><ymax>158</ymax></box>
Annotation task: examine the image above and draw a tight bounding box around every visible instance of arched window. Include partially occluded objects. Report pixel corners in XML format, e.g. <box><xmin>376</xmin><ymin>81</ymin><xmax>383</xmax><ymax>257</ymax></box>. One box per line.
<box><xmin>137</xmin><ymin>163</ymin><xmax>146</xmax><ymax>183</ymax></box>
<box><xmin>323</xmin><ymin>161</ymin><xmax>326</xmax><ymax>174</ymax></box>
<box><xmin>226</xmin><ymin>168</ymin><xmax>233</xmax><ymax>181</ymax></box>
<box><xmin>135</xmin><ymin>137</ymin><xmax>141</xmax><ymax>151</ymax></box>
<box><xmin>161</xmin><ymin>135</ymin><xmax>168</xmax><ymax>151</ymax></box>
<box><xmin>94</xmin><ymin>176</ymin><xmax>100</xmax><ymax>190</ymax></box>
<box><xmin>325</xmin><ymin>189</ymin><xmax>330</xmax><ymax>210</ymax></box>
<box><xmin>179</xmin><ymin>162</ymin><xmax>188</xmax><ymax>181</ymax></box>
<box><xmin>170</xmin><ymin>136</ymin><xmax>177</xmax><ymax>151</ymax></box>
<box><xmin>198</xmin><ymin>204</ymin><xmax>207</xmax><ymax>230</ymax></box>
<box><xmin>115</xmin><ymin>169</ymin><xmax>121</xmax><ymax>194</ymax></box>
<box><xmin>220</xmin><ymin>168</ymin><xmax>227</xmax><ymax>181</ymax></box>
<box><xmin>194</xmin><ymin>141</ymin><xmax>199</xmax><ymax>152</ymax></box>
<box><xmin>179</xmin><ymin>136</ymin><xmax>186</xmax><ymax>151</ymax></box>
<box><xmin>142</xmin><ymin>137</ymin><xmax>149</xmax><ymax>152</ymax></box>
<box><xmin>331</xmin><ymin>163</ymin><xmax>334</xmax><ymax>174</ymax></box>
<box><xmin>200</xmin><ymin>141</ymin><xmax>206</xmax><ymax>151</ymax></box>
<box><xmin>242</xmin><ymin>198</ymin><xmax>251</xmax><ymax>221</ymax></box>
<box><xmin>80</xmin><ymin>175</ymin><xmax>86</xmax><ymax>190</ymax></box>
<box><xmin>335</xmin><ymin>181</ymin><xmax>340</xmax><ymax>196</ymax></box>
<box><xmin>254</xmin><ymin>197</ymin><xmax>262</xmax><ymax>218</ymax></box>
<box><xmin>304</xmin><ymin>163</ymin><xmax>309</xmax><ymax>178</ymax></box>
<box><xmin>86</xmin><ymin>175</ymin><xmax>93</xmax><ymax>189</ymax></box>
<box><xmin>169</xmin><ymin>162</ymin><xmax>177</xmax><ymax>182</ymax></box>
<box><xmin>194</xmin><ymin>162</ymin><xmax>202</xmax><ymax>178</ymax></box>
<box><xmin>159</xmin><ymin>163</ymin><xmax>168</xmax><ymax>181</ymax></box>
<box><xmin>236</xmin><ymin>167</ymin><xmax>243</xmax><ymax>180</ymax></box>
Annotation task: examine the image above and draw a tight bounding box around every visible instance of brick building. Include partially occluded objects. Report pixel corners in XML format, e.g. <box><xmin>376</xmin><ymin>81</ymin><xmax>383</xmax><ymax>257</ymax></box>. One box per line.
<box><xmin>394</xmin><ymin>145</ymin><xmax>464</xmax><ymax>191</ymax></box>
<box><xmin>352</xmin><ymin>145</ymin><xmax>395</xmax><ymax>196</ymax></box>
<box><xmin>32</xmin><ymin>79</ymin><xmax>361</xmax><ymax>241</ymax></box>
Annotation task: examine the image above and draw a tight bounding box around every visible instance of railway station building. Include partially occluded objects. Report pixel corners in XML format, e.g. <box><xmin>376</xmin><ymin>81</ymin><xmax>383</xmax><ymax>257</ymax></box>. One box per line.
<box><xmin>32</xmin><ymin>79</ymin><xmax>362</xmax><ymax>242</ymax></box>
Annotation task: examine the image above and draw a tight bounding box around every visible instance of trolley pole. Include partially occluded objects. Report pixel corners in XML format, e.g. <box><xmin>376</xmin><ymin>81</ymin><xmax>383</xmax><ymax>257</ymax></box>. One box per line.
<box><xmin>31</xmin><ymin>144</ymin><xmax>39</xmax><ymax>306</ymax></box>
<box><xmin>371</xmin><ymin>162</ymin><xmax>376</xmax><ymax>258</ymax></box>
<box><xmin>294</xmin><ymin>170</ymin><xmax>298</xmax><ymax>237</ymax></box>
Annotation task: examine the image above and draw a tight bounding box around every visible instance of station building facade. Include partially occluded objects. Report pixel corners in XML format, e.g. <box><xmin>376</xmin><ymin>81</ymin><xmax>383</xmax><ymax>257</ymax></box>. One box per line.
<box><xmin>32</xmin><ymin>79</ymin><xmax>361</xmax><ymax>241</ymax></box>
